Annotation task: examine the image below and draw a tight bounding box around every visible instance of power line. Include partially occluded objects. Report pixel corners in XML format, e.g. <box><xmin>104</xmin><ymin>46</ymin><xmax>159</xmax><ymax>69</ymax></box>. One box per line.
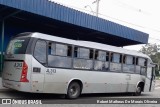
<box><xmin>51</xmin><ymin>0</ymin><xmax>160</xmax><ymax>33</ymax></box>
<box><xmin>115</xmin><ymin>0</ymin><xmax>149</xmax><ymax>14</ymax></box>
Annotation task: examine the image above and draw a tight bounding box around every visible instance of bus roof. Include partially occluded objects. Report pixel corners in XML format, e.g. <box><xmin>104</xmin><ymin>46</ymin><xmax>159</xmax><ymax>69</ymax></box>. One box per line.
<box><xmin>22</xmin><ymin>32</ymin><xmax>150</xmax><ymax>60</ymax></box>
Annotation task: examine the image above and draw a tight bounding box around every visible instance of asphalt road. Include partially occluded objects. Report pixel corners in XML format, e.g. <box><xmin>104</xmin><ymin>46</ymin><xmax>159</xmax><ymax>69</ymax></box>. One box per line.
<box><xmin>0</xmin><ymin>80</ymin><xmax>160</xmax><ymax>107</ymax></box>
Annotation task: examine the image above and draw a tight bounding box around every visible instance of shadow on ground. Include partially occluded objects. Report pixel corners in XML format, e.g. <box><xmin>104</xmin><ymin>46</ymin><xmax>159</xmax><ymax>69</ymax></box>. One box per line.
<box><xmin>1</xmin><ymin>90</ymin><xmax>150</xmax><ymax>100</ymax></box>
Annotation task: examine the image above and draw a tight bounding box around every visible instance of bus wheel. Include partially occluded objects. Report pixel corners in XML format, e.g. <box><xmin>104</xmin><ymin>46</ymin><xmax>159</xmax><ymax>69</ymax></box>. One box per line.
<box><xmin>134</xmin><ymin>86</ymin><xmax>142</xmax><ymax>96</ymax></box>
<box><xmin>66</xmin><ymin>82</ymin><xmax>81</xmax><ymax>99</ymax></box>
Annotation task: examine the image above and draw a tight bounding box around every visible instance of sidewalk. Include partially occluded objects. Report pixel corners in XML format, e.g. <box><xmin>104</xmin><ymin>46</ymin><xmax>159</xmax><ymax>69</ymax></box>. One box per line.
<box><xmin>0</xmin><ymin>77</ymin><xmax>8</xmax><ymax>91</ymax></box>
<box><xmin>155</xmin><ymin>80</ymin><xmax>160</xmax><ymax>87</ymax></box>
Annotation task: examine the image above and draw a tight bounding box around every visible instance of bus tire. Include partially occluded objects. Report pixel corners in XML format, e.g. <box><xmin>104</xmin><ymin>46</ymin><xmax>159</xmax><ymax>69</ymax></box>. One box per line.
<box><xmin>134</xmin><ymin>85</ymin><xmax>142</xmax><ymax>96</ymax></box>
<box><xmin>66</xmin><ymin>82</ymin><xmax>81</xmax><ymax>99</ymax></box>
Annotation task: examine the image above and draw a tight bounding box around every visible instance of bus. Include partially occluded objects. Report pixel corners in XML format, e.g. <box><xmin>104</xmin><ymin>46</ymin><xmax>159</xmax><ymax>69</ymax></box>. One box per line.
<box><xmin>2</xmin><ymin>32</ymin><xmax>156</xmax><ymax>99</ymax></box>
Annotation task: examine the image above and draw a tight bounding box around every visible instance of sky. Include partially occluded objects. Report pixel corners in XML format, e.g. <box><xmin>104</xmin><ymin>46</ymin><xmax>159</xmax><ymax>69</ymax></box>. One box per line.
<box><xmin>49</xmin><ymin>0</ymin><xmax>160</xmax><ymax>51</ymax></box>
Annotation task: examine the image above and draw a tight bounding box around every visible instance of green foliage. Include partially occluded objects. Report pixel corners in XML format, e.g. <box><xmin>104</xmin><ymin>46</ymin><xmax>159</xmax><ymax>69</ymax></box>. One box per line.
<box><xmin>139</xmin><ymin>43</ymin><xmax>160</xmax><ymax>56</ymax></box>
<box><xmin>139</xmin><ymin>43</ymin><xmax>160</xmax><ymax>76</ymax></box>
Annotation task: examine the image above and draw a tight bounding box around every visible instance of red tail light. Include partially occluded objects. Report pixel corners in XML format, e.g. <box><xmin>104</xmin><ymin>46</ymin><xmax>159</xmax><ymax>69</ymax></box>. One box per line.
<box><xmin>20</xmin><ymin>61</ymin><xmax>29</xmax><ymax>82</ymax></box>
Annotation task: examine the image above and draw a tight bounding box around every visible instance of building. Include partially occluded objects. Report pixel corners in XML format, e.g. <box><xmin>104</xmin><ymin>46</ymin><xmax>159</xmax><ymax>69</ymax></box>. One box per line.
<box><xmin>0</xmin><ymin>0</ymin><xmax>149</xmax><ymax>73</ymax></box>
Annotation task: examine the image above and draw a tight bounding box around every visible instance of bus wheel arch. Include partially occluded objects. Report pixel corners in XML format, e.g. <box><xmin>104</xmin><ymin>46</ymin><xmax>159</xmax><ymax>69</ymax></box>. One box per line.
<box><xmin>134</xmin><ymin>81</ymin><xmax>145</xmax><ymax>96</ymax></box>
<box><xmin>66</xmin><ymin>79</ymin><xmax>83</xmax><ymax>99</ymax></box>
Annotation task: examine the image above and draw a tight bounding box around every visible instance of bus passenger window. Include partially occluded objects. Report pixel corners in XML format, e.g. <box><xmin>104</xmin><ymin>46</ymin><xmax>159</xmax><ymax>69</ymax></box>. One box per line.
<box><xmin>75</xmin><ymin>47</ymin><xmax>90</xmax><ymax>59</ymax></box>
<box><xmin>79</xmin><ymin>48</ymin><xmax>89</xmax><ymax>59</ymax></box>
<box><xmin>111</xmin><ymin>53</ymin><xmax>121</xmax><ymax>63</ymax></box>
<box><xmin>48</xmin><ymin>42</ymin><xmax>56</xmax><ymax>55</ymax></box>
<box><xmin>94</xmin><ymin>50</ymin><xmax>109</xmax><ymax>71</ymax></box>
<box><xmin>110</xmin><ymin>53</ymin><xmax>122</xmax><ymax>72</ymax></box>
<box><xmin>95</xmin><ymin>50</ymin><xmax>109</xmax><ymax>61</ymax></box>
<box><xmin>73</xmin><ymin>47</ymin><xmax>93</xmax><ymax>69</ymax></box>
<box><xmin>56</xmin><ymin>44</ymin><xmax>68</xmax><ymax>56</ymax></box>
<box><xmin>48</xmin><ymin>43</ymin><xmax>72</xmax><ymax>68</ymax></box>
<box><xmin>123</xmin><ymin>55</ymin><xmax>135</xmax><ymax>73</ymax></box>
<box><xmin>48</xmin><ymin>43</ymin><xmax>72</xmax><ymax>57</ymax></box>
<box><xmin>136</xmin><ymin>58</ymin><xmax>147</xmax><ymax>75</ymax></box>
<box><xmin>125</xmin><ymin>55</ymin><xmax>133</xmax><ymax>65</ymax></box>
<box><xmin>34</xmin><ymin>40</ymin><xmax>47</xmax><ymax>64</ymax></box>
<box><xmin>138</xmin><ymin>58</ymin><xmax>146</xmax><ymax>66</ymax></box>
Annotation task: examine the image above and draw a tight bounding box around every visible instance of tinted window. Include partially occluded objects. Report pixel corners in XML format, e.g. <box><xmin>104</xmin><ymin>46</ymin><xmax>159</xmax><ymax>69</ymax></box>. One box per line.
<box><xmin>125</xmin><ymin>55</ymin><xmax>134</xmax><ymax>65</ymax></box>
<box><xmin>48</xmin><ymin>42</ymin><xmax>72</xmax><ymax>68</ymax></box>
<box><xmin>48</xmin><ymin>43</ymin><xmax>72</xmax><ymax>57</ymax></box>
<box><xmin>56</xmin><ymin>44</ymin><xmax>68</xmax><ymax>56</ymax></box>
<box><xmin>73</xmin><ymin>47</ymin><xmax>93</xmax><ymax>69</ymax></box>
<box><xmin>34</xmin><ymin>40</ymin><xmax>47</xmax><ymax>64</ymax></box>
<box><xmin>95</xmin><ymin>50</ymin><xmax>106</xmax><ymax>61</ymax></box>
<box><xmin>6</xmin><ymin>37</ymin><xmax>30</xmax><ymax>54</ymax></box>
<box><xmin>111</xmin><ymin>53</ymin><xmax>121</xmax><ymax>63</ymax></box>
<box><xmin>138</xmin><ymin>58</ymin><xmax>146</xmax><ymax>66</ymax></box>
<box><xmin>74</xmin><ymin>47</ymin><xmax>90</xmax><ymax>59</ymax></box>
<box><xmin>123</xmin><ymin>55</ymin><xmax>135</xmax><ymax>73</ymax></box>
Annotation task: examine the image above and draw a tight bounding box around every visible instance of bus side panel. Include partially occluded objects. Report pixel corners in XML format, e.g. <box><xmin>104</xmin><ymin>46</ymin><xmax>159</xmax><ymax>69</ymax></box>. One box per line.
<box><xmin>43</xmin><ymin>69</ymin><xmax>73</xmax><ymax>94</ymax></box>
<box><xmin>127</xmin><ymin>74</ymin><xmax>145</xmax><ymax>92</ymax></box>
<box><xmin>31</xmin><ymin>58</ymin><xmax>45</xmax><ymax>93</ymax></box>
<box><xmin>43</xmin><ymin>69</ymin><xmax>127</xmax><ymax>94</ymax></box>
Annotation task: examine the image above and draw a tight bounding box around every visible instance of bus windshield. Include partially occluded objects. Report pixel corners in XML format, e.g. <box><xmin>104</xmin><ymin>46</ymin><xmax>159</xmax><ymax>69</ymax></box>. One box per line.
<box><xmin>6</xmin><ymin>37</ymin><xmax>30</xmax><ymax>54</ymax></box>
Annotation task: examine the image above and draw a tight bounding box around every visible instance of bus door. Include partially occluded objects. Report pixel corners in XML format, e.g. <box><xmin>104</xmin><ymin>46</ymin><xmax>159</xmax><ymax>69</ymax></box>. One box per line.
<box><xmin>145</xmin><ymin>66</ymin><xmax>156</xmax><ymax>92</ymax></box>
<box><xmin>31</xmin><ymin>40</ymin><xmax>47</xmax><ymax>92</ymax></box>
<box><xmin>149</xmin><ymin>67</ymin><xmax>156</xmax><ymax>91</ymax></box>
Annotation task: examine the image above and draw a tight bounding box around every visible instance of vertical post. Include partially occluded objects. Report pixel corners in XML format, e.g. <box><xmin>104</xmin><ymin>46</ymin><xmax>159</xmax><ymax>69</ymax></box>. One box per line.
<box><xmin>1</xmin><ymin>20</ymin><xmax>4</xmax><ymax>73</ymax></box>
<box><xmin>93</xmin><ymin>0</ymin><xmax>100</xmax><ymax>17</ymax></box>
<box><xmin>96</xmin><ymin>0</ymin><xmax>100</xmax><ymax>17</ymax></box>
<box><xmin>0</xmin><ymin>11</ymin><xmax>21</xmax><ymax>74</ymax></box>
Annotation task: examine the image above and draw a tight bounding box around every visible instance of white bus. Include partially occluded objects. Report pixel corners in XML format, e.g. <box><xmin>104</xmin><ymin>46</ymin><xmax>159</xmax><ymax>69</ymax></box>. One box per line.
<box><xmin>2</xmin><ymin>32</ymin><xmax>156</xmax><ymax>99</ymax></box>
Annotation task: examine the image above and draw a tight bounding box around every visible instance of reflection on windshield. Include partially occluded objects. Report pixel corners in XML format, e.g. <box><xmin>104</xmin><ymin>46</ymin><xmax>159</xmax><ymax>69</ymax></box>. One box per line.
<box><xmin>6</xmin><ymin>38</ymin><xmax>30</xmax><ymax>54</ymax></box>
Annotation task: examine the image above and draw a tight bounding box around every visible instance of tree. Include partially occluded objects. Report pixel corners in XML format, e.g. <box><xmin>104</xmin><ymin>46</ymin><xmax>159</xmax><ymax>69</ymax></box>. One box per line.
<box><xmin>139</xmin><ymin>43</ymin><xmax>160</xmax><ymax>56</ymax></box>
<box><xmin>139</xmin><ymin>43</ymin><xmax>160</xmax><ymax>76</ymax></box>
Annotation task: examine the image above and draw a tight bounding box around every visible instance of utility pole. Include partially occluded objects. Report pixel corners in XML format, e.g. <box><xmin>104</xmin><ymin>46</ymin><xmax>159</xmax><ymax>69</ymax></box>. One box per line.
<box><xmin>84</xmin><ymin>5</ymin><xmax>95</xmax><ymax>15</ymax></box>
<box><xmin>92</xmin><ymin>0</ymin><xmax>100</xmax><ymax>17</ymax></box>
